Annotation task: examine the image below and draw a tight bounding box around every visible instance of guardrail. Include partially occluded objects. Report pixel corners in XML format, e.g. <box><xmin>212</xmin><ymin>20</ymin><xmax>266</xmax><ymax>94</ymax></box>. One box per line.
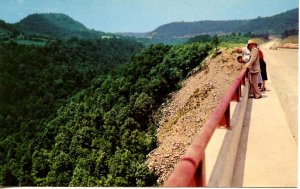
<box><xmin>163</xmin><ymin>68</ymin><xmax>249</xmax><ymax>187</ymax></box>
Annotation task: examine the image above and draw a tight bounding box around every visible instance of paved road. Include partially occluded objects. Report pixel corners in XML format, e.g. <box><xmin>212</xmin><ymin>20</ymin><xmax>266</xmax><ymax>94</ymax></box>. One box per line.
<box><xmin>262</xmin><ymin>48</ymin><xmax>298</xmax><ymax>142</ymax></box>
<box><xmin>231</xmin><ymin>48</ymin><xmax>298</xmax><ymax>187</ymax></box>
<box><xmin>205</xmin><ymin>47</ymin><xmax>298</xmax><ymax>187</ymax></box>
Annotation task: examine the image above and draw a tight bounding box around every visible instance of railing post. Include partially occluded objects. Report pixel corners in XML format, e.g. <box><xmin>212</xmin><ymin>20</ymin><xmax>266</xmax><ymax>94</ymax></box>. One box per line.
<box><xmin>219</xmin><ymin>104</ymin><xmax>230</xmax><ymax>129</ymax></box>
<box><xmin>231</xmin><ymin>84</ymin><xmax>241</xmax><ymax>102</ymax></box>
<box><xmin>244</xmin><ymin>69</ymin><xmax>249</xmax><ymax>85</ymax></box>
<box><xmin>195</xmin><ymin>155</ymin><xmax>206</xmax><ymax>186</ymax></box>
<box><xmin>237</xmin><ymin>84</ymin><xmax>241</xmax><ymax>102</ymax></box>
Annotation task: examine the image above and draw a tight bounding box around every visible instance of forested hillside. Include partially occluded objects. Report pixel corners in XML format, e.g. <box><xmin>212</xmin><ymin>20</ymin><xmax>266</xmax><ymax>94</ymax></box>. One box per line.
<box><xmin>237</xmin><ymin>8</ymin><xmax>298</xmax><ymax>34</ymax></box>
<box><xmin>0</xmin><ymin>20</ymin><xmax>17</xmax><ymax>34</ymax></box>
<box><xmin>150</xmin><ymin>20</ymin><xmax>247</xmax><ymax>39</ymax></box>
<box><xmin>187</xmin><ymin>33</ymin><xmax>250</xmax><ymax>45</ymax></box>
<box><xmin>1</xmin><ymin>8</ymin><xmax>297</xmax><ymax>45</ymax></box>
<box><xmin>0</xmin><ymin>36</ymin><xmax>212</xmax><ymax>186</ymax></box>
<box><xmin>0</xmin><ymin>19</ymin><xmax>19</xmax><ymax>41</ymax></box>
<box><xmin>0</xmin><ymin>6</ymin><xmax>295</xmax><ymax>186</ymax></box>
<box><xmin>0</xmin><ymin>37</ymin><xmax>143</xmax><ymax>186</ymax></box>
<box><xmin>15</xmin><ymin>13</ymin><xmax>106</xmax><ymax>39</ymax></box>
<box><xmin>148</xmin><ymin>8</ymin><xmax>298</xmax><ymax>39</ymax></box>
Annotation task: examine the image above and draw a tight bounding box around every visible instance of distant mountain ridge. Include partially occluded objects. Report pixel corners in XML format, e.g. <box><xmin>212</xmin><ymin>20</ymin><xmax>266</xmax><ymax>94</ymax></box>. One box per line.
<box><xmin>149</xmin><ymin>20</ymin><xmax>247</xmax><ymax>39</ymax></box>
<box><xmin>147</xmin><ymin>8</ymin><xmax>298</xmax><ymax>39</ymax></box>
<box><xmin>15</xmin><ymin>13</ymin><xmax>106</xmax><ymax>39</ymax></box>
<box><xmin>0</xmin><ymin>8</ymin><xmax>298</xmax><ymax>42</ymax></box>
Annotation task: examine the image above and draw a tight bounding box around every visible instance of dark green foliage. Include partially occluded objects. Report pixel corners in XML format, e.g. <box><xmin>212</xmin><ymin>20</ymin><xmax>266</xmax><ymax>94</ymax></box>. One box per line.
<box><xmin>0</xmin><ymin>13</ymin><xmax>117</xmax><ymax>45</ymax></box>
<box><xmin>151</xmin><ymin>20</ymin><xmax>247</xmax><ymax>39</ymax></box>
<box><xmin>0</xmin><ymin>37</ymin><xmax>143</xmax><ymax>186</ymax></box>
<box><xmin>187</xmin><ymin>33</ymin><xmax>250</xmax><ymax>44</ymax></box>
<box><xmin>217</xmin><ymin>33</ymin><xmax>249</xmax><ymax>44</ymax></box>
<box><xmin>211</xmin><ymin>35</ymin><xmax>220</xmax><ymax>51</ymax></box>
<box><xmin>15</xmin><ymin>13</ymin><xmax>106</xmax><ymax>39</ymax></box>
<box><xmin>281</xmin><ymin>29</ymin><xmax>298</xmax><ymax>38</ymax></box>
<box><xmin>0</xmin><ymin>39</ymin><xmax>212</xmax><ymax>186</ymax></box>
<box><xmin>187</xmin><ymin>34</ymin><xmax>212</xmax><ymax>44</ymax></box>
<box><xmin>0</xmin><ymin>19</ymin><xmax>19</xmax><ymax>36</ymax></box>
<box><xmin>149</xmin><ymin>8</ymin><xmax>298</xmax><ymax>40</ymax></box>
<box><xmin>237</xmin><ymin>9</ymin><xmax>299</xmax><ymax>35</ymax></box>
<box><xmin>0</xmin><ymin>37</ymin><xmax>142</xmax><ymax>134</ymax></box>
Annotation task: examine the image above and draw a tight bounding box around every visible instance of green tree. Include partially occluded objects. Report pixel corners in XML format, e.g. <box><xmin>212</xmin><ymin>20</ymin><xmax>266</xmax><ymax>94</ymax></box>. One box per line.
<box><xmin>0</xmin><ymin>38</ymin><xmax>212</xmax><ymax>186</ymax></box>
<box><xmin>211</xmin><ymin>35</ymin><xmax>220</xmax><ymax>51</ymax></box>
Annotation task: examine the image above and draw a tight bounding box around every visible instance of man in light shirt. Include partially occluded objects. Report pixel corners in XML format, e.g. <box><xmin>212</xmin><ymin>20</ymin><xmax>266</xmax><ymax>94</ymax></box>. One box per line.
<box><xmin>237</xmin><ymin>48</ymin><xmax>263</xmax><ymax>89</ymax></box>
<box><xmin>244</xmin><ymin>39</ymin><xmax>262</xmax><ymax>99</ymax></box>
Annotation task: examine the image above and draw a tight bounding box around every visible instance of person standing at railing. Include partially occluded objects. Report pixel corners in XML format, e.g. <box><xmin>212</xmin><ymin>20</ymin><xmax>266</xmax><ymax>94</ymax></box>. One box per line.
<box><xmin>236</xmin><ymin>47</ymin><xmax>263</xmax><ymax>88</ymax></box>
<box><xmin>256</xmin><ymin>45</ymin><xmax>268</xmax><ymax>91</ymax></box>
<box><xmin>244</xmin><ymin>39</ymin><xmax>262</xmax><ymax>99</ymax></box>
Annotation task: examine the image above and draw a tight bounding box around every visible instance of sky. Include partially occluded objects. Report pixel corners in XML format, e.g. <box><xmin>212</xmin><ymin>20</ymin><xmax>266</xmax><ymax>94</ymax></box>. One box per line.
<box><xmin>0</xmin><ymin>0</ymin><xmax>298</xmax><ymax>33</ymax></box>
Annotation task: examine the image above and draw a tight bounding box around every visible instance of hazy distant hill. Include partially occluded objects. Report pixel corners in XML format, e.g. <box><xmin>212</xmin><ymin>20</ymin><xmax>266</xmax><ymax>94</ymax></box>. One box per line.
<box><xmin>0</xmin><ymin>20</ymin><xmax>15</xmax><ymax>32</ymax></box>
<box><xmin>149</xmin><ymin>20</ymin><xmax>247</xmax><ymax>39</ymax></box>
<box><xmin>15</xmin><ymin>13</ymin><xmax>106</xmax><ymax>39</ymax></box>
<box><xmin>237</xmin><ymin>8</ymin><xmax>298</xmax><ymax>34</ymax></box>
<box><xmin>0</xmin><ymin>19</ymin><xmax>19</xmax><ymax>36</ymax></box>
<box><xmin>116</xmin><ymin>32</ymin><xmax>150</xmax><ymax>38</ymax></box>
<box><xmin>1</xmin><ymin>8</ymin><xmax>298</xmax><ymax>43</ymax></box>
<box><xmin>148</xmin><ymin>8</ymin><xmax>298</xmax><ymax>39</ymax></box>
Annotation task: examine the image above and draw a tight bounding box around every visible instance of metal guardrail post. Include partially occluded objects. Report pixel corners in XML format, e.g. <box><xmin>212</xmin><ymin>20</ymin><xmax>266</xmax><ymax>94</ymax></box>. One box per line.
<box><xmin>219</xmin><ymin>105</ymin><xmax>230</xmax><ymax>129</ymax></box>
<box><xmin>195</xmin><ymin>155</ymin><xmax>206</xmax><ymax>186</ymax></box>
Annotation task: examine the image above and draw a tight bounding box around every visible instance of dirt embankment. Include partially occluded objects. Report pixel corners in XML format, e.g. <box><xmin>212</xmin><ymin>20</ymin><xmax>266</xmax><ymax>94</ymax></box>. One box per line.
<box><xmin>146</xmin><ymin>48</ymin><xmax>244</xmax><ymax>185</ymax></box>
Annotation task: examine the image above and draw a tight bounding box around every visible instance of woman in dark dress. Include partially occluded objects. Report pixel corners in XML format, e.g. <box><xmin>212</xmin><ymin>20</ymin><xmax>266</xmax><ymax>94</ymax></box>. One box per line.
<box><xmin>257</xmin><ymin>45</ymin><xmax>268</xmax><ymax>91</ymax></box>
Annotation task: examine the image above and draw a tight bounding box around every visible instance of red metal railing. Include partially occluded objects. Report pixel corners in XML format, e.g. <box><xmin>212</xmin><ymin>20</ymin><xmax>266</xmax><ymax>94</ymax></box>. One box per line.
<box><xmin>163</xmin><ymin>68</ymin><xmax>248</xmax><ymax>187</ymax></box>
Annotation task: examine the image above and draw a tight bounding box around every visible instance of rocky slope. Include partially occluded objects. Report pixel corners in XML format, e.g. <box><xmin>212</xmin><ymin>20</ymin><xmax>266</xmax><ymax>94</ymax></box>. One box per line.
<box><xmin>147</xmin><ymin>48</ymin><xmax>244</xmax><ymax>185</ymax></box>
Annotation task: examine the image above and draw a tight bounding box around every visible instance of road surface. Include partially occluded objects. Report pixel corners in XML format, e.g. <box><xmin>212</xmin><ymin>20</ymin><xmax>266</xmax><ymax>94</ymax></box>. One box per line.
<box><xmin>230</xmin><ymin>47</ymin><xmax>298</xmax><ymax>187</ymax></box>
<box><xmin>262</xmin><ymin>47</ymin><xmax>298</xmax><ymax>142</ymax></box>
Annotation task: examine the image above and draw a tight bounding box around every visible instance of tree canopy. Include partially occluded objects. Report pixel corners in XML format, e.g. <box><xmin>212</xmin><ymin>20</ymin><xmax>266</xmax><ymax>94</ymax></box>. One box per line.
<box><xmin>0</xmin><ymin>37</ymin><xmax>213</xmax><ymax>186</ymax></box>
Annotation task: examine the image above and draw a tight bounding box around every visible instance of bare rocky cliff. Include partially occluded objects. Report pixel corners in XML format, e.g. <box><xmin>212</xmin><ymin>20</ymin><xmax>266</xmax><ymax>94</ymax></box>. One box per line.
<box><xmin>147</xmin><ymin>48</ymin><xmax>243</xmax><ymax>185</ymax></box>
